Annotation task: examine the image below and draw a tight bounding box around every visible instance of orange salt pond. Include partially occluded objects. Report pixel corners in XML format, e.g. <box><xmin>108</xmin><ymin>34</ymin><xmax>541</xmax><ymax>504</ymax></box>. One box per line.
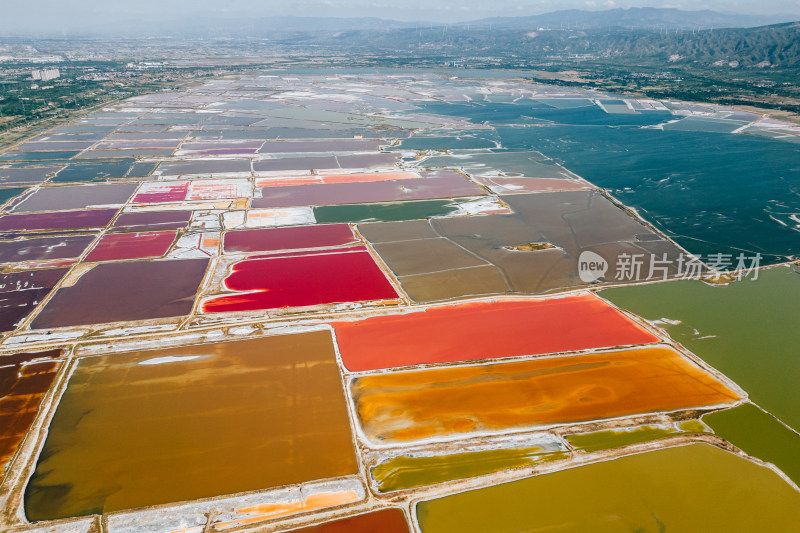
<box><xmin>351</xmin><ymin>346</ymin><xmax>739</xmax><ymax>443</ymax></box>
<box><xmin>334</xmin><ymin>295</ymin><xmax>658</xmax><ymax>371</ymax></box>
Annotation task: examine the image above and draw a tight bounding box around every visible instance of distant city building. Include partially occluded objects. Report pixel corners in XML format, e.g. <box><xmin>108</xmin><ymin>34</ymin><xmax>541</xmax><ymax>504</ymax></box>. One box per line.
<box><xmin>31</xmin><ymin>68</ymin><xmax>60</xmax><ymax>81</ymax></box>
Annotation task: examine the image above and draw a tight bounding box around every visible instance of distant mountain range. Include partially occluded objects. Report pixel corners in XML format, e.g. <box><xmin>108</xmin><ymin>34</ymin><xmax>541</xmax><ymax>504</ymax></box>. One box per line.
<box><xmin>3</xmin><ymin>8</ymin><xmax>797</xmax><ymax>37</ymax></box>
<box><xmin>462</xmin><ymin>8</ymin><xmax>793</xmax><ymax>31</ymax></box>
<box><xmin>302</xmin><ymin>20</ymin><xmax>800</xmax><ymax>69</ymax></box>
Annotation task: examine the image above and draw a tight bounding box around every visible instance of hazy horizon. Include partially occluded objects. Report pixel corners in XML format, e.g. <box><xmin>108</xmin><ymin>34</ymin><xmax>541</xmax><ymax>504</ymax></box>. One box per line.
<box><xmin>2</xmin><ymin>0</ymin><xmax>799</xmax><ymax>34</ymax></box>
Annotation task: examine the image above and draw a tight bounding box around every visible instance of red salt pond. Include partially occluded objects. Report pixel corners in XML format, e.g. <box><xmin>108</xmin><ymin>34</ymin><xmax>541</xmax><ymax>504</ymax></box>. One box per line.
<box><xmin>223</xmin><ymin>224</ymin><xmax>357</xmax><ymax>254</ymax></box>
<box><xmin>132</xmin><ymin>182</ymin><xmax>189</xmax><ymax>204</ymax></box>
<box><xmin>202</xmin><ymin>246</ymin><xmax>398</xmax><ymax>313</ymax></box>
<box><xmin>85</xmin><ymin>231</ymin><xmax>178</xmax><ymax>262</ymax></box>
<box><xmin>333</xmin><ymin>294</ymin><xmax>659</xmax><ymax>371</ymax></box>
<box><xmin>0</xmin><ymin>209</ymin><xmax>118</xmax><ymax>231</ymax></box>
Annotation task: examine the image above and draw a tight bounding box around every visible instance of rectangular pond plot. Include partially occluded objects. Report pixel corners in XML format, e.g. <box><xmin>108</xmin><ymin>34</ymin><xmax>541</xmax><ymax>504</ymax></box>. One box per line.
<box><xmin>473</xmin><ymin>176</ymin><xmax>592</xmax><ymax>194</ymax></box>
<box><xmin>0</xmin><ymin>151</ymin><xmax>81</xmax><ymax>161</ymax></box>
<box><xmin>0</xmin><ymin>209</ymin><xmax>118</xmax><ymax>231</ymax></box>
<box><xmin>50</xmin><ymin>159</ymin><xmax>140</xmax><ymax>183</ymax></box>
<box><xmin>313</xmin><ymin>199</ymin><xmax>465</xmax><ymax>224</ymax></box>
<box><xmin>371</xmin><ymin>443</ymin><xmax>568</xmax><ymax>493</ymax></box>
<box><xmin>29</xmin><ymin>258</ymin><xmax>209</xmax><ymax>329</ymax></box>
<box><xmin>351</xmin><ymin>346</ymin><xmax>740</xmax><ymax>444</ymax></box>
<box><xmin>254</xmin><ymin>156</ymin><xmax>340</xmax><ymax>173</ymax></box>
<box><xmin>85</xmin><ymin>231</ymin><xmax>178</xmax><ymax>262</ymax></box>
<box><xmin>258</xmin><ymin>139</ymin><xmax>385</xmax><ymax>153</ymax></box>
<box><xmin>256</xmin><ymin>171</ymin><xmax>421</xmax><ymax>188</ymax></box>
<box><xmin>156</xmin><ymin>159</ymin><xmax>252</xmax><ymax>177</ymax></box>
<box><xmin>93</xmin><ymin>140</ymin><xmax>182</xmax><ymax>150</ymax></box>
<box><xmin>415</xmin><ymin>444</ymin><xmax>800</xmax><ymax>533</ymax></box>
<box><xmin>24</xmin><ymin>331</ymin><xmax>359</xmax><ymax>521</ymax></box>
<box><xmin>132</xmin><ymin>182</ymin><xmax>189</xmax><ymax>204</ymax></box>
<box><xmin>76</xmin><ymin>149</ymin><xmax>175</xmax><ymax>159</ymax></box>
<box><xmin>15</xmin><ymin>141</ymin><xmax>96</xmax><ymax>152</ymax></box>
<box><xmin>202</xmin><ymin>247</ymin><xmax>398</xmax><ymax>313</ymax></box>
<box><xmin>290</xmin><ymin>509</ymin><xmax>410</xmax><ymax>533</ymax></box>
<box><xmin>334</xmin><ymin>295</ymin><xmax>659</xmax><ymax>371</ymax></box>
<box><xmin>0</xmin><ymin>188</ymin><xmax>29</xmax><ymax>207</ymax></box>
<box><xmin>223</xmin><ymin>224</ymin><xmax>356</xmax><ymax>253</ymax></box>
<box><xmin>186</xmin><ymin>179</ymin><xmax>251</xmax><ymax>201</ymax></box>
<box><xmin>112</xmin><ymin>210</ymin><xmax>192</xmax><ymax>232</ymax></box>
<box><xmin>0</xmin><ymin>167</ymin><xmax>60</xmax><ymax>186</ymax></box>
<box><xmin>0</xmin><ymin>348</ymin><xmax>63</xmax><ymax>479</ymax></box>
<box><xmin>12</xmin><ymin>184</ymin><xmax>138</xmax><ymax>213</ymax></box>
<box><xmin>252</xmin><ymin>172</ymin><xmax>485</xmax><ymax>209</ymax></box>
<box><xmin>0</xmin><ymin>234</ymin><xmax>96</xmax><ymax>264</ymax></box>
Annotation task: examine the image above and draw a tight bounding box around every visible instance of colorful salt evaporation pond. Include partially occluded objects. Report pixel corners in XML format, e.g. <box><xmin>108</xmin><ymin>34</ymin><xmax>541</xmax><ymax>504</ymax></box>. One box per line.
<box><xmin>334</xmin><ymin>294</ymin><xmax>658</xmax><ymax>371</ymax></box>
<box><xmin>416</xmin><ymin>444</ymin><xmax>800</xmax><ymax>532</ymax></box>
<box><xmin>565</xmin><ymin>420</ymin><xmax>707</xmax><ymax>453</ymax></box>
<box><xmin>704</xmin><ymin>403</ymin><xmax>800</xmax><ymax>486</ymax></box>
<box><xmin>30</xmin><ymin>259</ymin><xmax>208</xmax><ymax>329</ymax></box>
<box><xmin>252</xmin><ymin>170</ymin><xmax>484</xmax><ymax>209</ymax></box>
<box><xmin>12</xmin><ymin>183</ymin><xmax>137</xmax><ymax>213</ymax></box>
<box><xmin>0</xmin><ymin>209</ymin><xmax>118</xmax><ymax>231</ymax></box>
<box><xmin>204</xmin><ymin>225</ymin><xmax>397</xmax><ymax>312</ymax></box>
<box><xmin>0</xmin><ymin>269</ymin><xmax>69</xmax><ymax>332</ymax></box>
<box><xmin>85</xmin><ymin>231</ymin><xmax>177</xmax><ymax>262</ymax></box>
<box><xmin>0</xmin><ymin>349</ymin><xmax>62</xmax><ymax>478</ymax></box>
<box><xmin>25</xmin><ymin>331</ymin><xmax>358</xmax><ymax>520</ymax></box>
<box><xmin>351</xmin><ymin>346</ymin><xmax>739</xmax><ymax>444</ymax></box>
<box><xmin>223</xmin><ymin>224</ymin><xmax>356</xmax><ymax>253</ymax></box>
<box><xmin>371</xmin><ymin>439</ymin><xmax>568</xmax><ymax>493</ymax></box>
<box><xmin>313</xmin><ymin>197</ymin><xmax>508</xmax><ymax>224</ymax></box>
<box><xmin>292</xmin><ymin>509</ymin><xmax>410</xmax><ymax>533</ymax></box>
<box><xmin>0</xmin><ymin>234</ymin><xmax>96</xmax><ymax>264</ymax></box>
<box><xmin>601</xmin><ymin>265</ymin><xmax>800</xmax><ymax>432</ymax></box>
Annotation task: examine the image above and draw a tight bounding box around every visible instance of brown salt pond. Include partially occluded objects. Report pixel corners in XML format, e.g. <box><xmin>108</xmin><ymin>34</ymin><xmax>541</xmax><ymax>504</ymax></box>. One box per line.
<box><xmin>29</xmin><ymin>259</ymin><xmax>209</xmax><ymax>329</ymax></box>
<box><xmin>351</xmin><ymin>346</ymin><xmax>739</xmax><ymax>444</ymax></box>
<box><xmin>25</xmin><ymin>331</ymin><xmax>358</xmax><ymax>520</ymax></box>
<box><xmin>358</xmin><ymin>190</ymin><xmax>684</xmax><ymax>301</ymax></box>
<box><xmin>0</xmin><ymin>348</ymin><xmax>62</xmax><ymax>479</ymax></box>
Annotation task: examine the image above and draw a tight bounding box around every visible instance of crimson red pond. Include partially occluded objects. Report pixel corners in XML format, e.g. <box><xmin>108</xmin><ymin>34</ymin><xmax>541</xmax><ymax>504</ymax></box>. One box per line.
<box><xmin>85</xmin><ymin>231</ymin><xmax>178</xmax><ymax>262</ymax></box>
<box><xmin>223</xmin><ymin>224</ymin><xmax>357</xmax><ymax>253</ymax></box>
<box><xmin>202</xmin><ymin>246</ymin><xmax>398</xmax><ymax>313</ymax></box>
<box><xmin>333</xmin><ymin>295</ymin><xmax>659</xmax><ymax>371</ymax></box>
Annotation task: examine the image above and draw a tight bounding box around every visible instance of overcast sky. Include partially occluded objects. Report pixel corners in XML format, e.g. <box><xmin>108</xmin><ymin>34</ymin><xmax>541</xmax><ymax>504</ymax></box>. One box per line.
<box><xmin>3</xmin><ymin>0</ymin><xmax>799</xmax><ymax>30</ymax></box>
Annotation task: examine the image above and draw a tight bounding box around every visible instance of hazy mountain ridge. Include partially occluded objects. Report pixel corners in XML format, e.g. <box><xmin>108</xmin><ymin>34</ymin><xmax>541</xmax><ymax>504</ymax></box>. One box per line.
<box><xmin>289</xmin><ymin>21</ymin><xmax>800</xmax><ymax>69</ymax></box>
<box><xmin>1</xmin><ymin>7</ymin><xmax>795</xmax><ymax>37</ymax></box>
<box><xmin>463</xmin><ymin>8</ymin><xmax>792</xmax><ymax>30</ymax></box>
